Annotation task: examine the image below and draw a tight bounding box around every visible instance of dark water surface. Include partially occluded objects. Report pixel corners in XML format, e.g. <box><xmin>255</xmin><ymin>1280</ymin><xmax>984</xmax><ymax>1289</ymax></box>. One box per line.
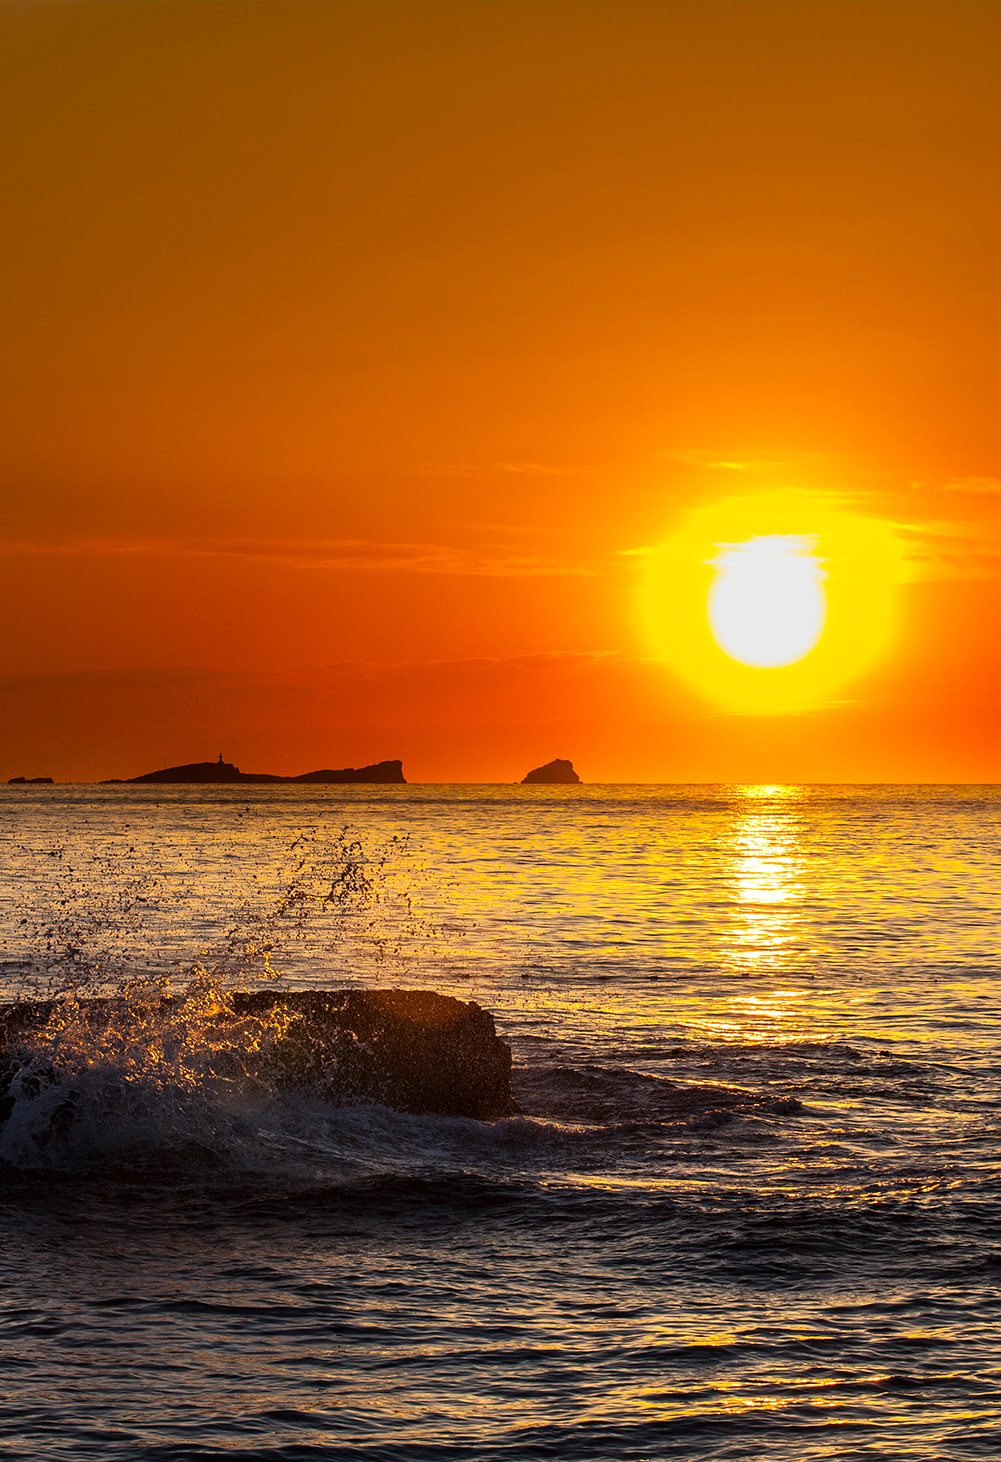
<box><xmin>0</xmin><ymin>784</ymin><xmax>998</xmax><ymax>1459</ymax></box>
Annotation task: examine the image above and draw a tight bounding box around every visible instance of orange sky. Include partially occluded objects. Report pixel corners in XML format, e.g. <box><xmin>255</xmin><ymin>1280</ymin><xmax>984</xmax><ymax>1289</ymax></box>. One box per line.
<box><xmin>2</xmin><ymin>0</ymin><xmax>1000</xmax><ymax>782</ymax></box>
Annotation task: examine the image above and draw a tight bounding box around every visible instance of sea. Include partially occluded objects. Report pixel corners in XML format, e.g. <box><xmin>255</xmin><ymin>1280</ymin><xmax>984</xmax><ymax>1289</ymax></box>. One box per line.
<box><xmin>0</xmin><ymin>782</ymin><xmax>998</xmax><ymax>1460</ymax></box>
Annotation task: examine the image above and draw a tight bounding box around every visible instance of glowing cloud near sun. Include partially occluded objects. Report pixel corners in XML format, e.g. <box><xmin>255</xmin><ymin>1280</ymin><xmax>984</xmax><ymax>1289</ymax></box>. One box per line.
<box><xmin>635</xmin><ymin>491</ymin><xmax>901</xmax><ymax>715</ymax></box>
<box><xmin>707</xmin><ymin>535</ymin><xmax>827</xmax><ymax>668</ymax></box>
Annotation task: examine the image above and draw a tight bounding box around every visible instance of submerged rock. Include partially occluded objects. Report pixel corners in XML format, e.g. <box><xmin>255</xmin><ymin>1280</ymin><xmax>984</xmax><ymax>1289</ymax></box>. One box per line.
<box><xmin>0</xmin><ymin>988</ymin><xmax>515</xmax><ymax>1124</ymax></box>
<box><xmin>521</xmin><ymin>759</ymin><xmax>581</xmax><ymax>784</ymax></box>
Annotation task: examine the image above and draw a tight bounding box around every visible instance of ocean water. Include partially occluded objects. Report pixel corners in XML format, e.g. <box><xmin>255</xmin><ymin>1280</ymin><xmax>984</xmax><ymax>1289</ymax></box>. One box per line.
<box><xmin>0</xmin><ymin>782</ymin><xmax>998</xmax><ymax>1460</ymax></box>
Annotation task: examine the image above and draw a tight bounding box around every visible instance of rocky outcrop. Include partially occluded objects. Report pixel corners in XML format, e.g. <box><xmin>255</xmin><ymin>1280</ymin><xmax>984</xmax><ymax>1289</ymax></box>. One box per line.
<box><xmin>124</xmin><ymin>759</ymin><xmax>406</xmax><ymax>784</ymax></box>
<box><xmin>521</xmin><ymin>759</ymin><xmax>581</xmax><ymax>784</ymax></box>
<box><xmin>7</xmin><ymin>777</ymin><xmax>54</xmax><ymax>785</ymax></box>
<box><xmin>233</xmin><ymin>989</ymin><xmax>514</xmax><ymax>1116</ymax></box>
<box><xmin>292</xmin><ymin>761</ymin><xmax>405</xmax><ymax>784</ymax></box>
<box><xmin>128</xmin><ymin>760</ymin><xmax>249</xmax><ymax>783</ymax></box>
<box><xmin>0</xmin><ymin>989</ymin><xmax>515</xmax><ymax>1123</ymax></box>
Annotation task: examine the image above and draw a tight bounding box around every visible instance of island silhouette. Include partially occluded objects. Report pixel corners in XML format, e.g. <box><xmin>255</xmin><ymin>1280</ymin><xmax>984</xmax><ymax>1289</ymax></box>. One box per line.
<box><xmin>521</xmin><ymin>759</ymin><xmax>581</xmax><ymax>784</ymax></box>
<box><xmin>7</xmin><ymin>758</ymin><xmax>589</xmax><ymax>786</ymax></box>
<box><xmin>104</xmin><ymin>757</ymin><xmax>406</xmax><ymax>784</ymax></box>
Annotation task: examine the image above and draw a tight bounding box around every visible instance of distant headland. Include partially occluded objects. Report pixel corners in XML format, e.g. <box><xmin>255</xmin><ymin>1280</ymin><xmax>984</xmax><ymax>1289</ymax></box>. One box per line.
<box><xmin>5</xmin><ymin>756</ymin><xmax>589</xmax><ymax>786</ymax></box>
<box><xmin>102</xmin><ymin>757</ymin><xmax>406</xmax><ymax>785</ymax></box>
<box><xmin>521</xmin><ymin>759</ymin><xmax>581</xmax><ymax>784</ymax></box>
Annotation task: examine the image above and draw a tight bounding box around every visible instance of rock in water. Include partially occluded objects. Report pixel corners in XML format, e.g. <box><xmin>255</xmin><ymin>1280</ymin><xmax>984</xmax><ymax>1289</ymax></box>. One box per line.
<box><xmin>521</xmin><ymin>758</ymin><xmax>581</xmax><ymax>784</ymax></box>
<box><xmin>0</xmin><ymin>989</ymin><xmax>516</xmax><ymax>1124</ymax></box>
<box><xmin>233</xmin><ymin>989</ymin><xmax>514</xmax><ymax>1117</ymax></box>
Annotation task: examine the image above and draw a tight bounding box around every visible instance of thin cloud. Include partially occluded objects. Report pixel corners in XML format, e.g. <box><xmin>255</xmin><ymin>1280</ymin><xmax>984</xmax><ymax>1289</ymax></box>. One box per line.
<box><xmin>941</xmin><ymin>476</ymin><xmax>1001</xmax><ymax>496</ymax></box>
<box><xmin>895</xmin><ymin>518</ymin><xmax>1001</xmax><ymax>580</ymax></box>
<box><xmin>0</xmin><ymin>537</ymin><xmax>152</xmax><ymax>558</ymax></box>
<box><xmin>658</xmin><ymin>449</ymin><xmax>832</xmax><ymax>472</ymax></box>
<box><xmin>1</xmin><ymin>649</ymin><xmax>631</xmax><ymax>693</ymax></box>
<box><xmin>0</xmin><ymin>534</ymin><xmax>597</xmax><ymax>578</ymax></box>
<box><xmin>420</xmin><ymin>461</ymin><xmax>578</xmax><ymax>477</ymax></box>
<box><xmin>446</xmin><ymin>521</ymin><xmax>566</xmax><ymax>535</ymax></box>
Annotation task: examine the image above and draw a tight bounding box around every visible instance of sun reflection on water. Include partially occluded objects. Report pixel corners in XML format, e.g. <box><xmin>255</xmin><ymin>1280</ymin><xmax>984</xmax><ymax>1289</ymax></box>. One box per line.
<box><xmin>725</xmin><ymin>786</ymin><xmax>809</xmax><ymax>977</ymax></box>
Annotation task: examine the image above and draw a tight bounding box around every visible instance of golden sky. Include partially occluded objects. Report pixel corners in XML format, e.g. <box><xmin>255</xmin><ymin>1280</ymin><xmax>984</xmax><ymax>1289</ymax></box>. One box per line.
<box><xmin>2</xmin><ymin>0</ymin><xmax>1000</xmax><ymax>781</ymax></box>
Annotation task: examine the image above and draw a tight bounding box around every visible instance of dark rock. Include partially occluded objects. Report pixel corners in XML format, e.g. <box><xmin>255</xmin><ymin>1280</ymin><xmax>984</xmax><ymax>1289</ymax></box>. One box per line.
<box><xmin>521</xmin><ymin>759</ymin><xmax>581</xmax><ymax>784</ymax></box>
<box><xmin>236</xmin><ymin>989</ymin><xmax>512</xmax><ymax>1115</ymax></box>
<box><xmin>127</xmin><ymin>759</ymin><xmax>406</xmax><ymax>785</ymax></box>
<box><xmin>129</xmin><ymin>760</ymin><xmax>252</xmax><ymax>783</ymax></box>
<box><xmin>0</xmin><ymin>989</ymin><xmax>515</xmax><ymax>1122</ymax></box>
<box><xmin>292</xmin><ymin>761</ymin><xmax>405</xmax><ymax>784</ymax></box>
<box><xmin>7</xmin><ymin>776</ymin><xmax>54</xmax><ymax>785</ymax></box>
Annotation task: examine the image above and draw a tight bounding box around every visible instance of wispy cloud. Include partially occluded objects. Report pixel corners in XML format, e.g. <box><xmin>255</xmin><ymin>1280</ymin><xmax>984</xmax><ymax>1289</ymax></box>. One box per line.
<box><xmin>941</xmin><ymin>475</ymin><xmax>1001</xmax><ymax>496</ymax></box>
<box><xmin>895</xmin><ymin>518</ymin><xmax>1001</xmax><ymax>580</ymax></box>
<box><xmin>657</xmin><ymin>449</ymin><xmax>830</xmax><ymax>473</ymax></box>
<box><xmin>420</xmin><ymin>461</ymin><xmax>578</xmax><ymax>477</ymax></box>
<box><xmin>893</xmin><ymin>474</ymin><xmax>1001</xmax><ymax>577</ymax></box>
<box><xmin>0</xmin><ymin>650</ymin><xmax>633</xmax><ymax>694</ymax></box>
<box><xmin>0</xmin><ymin>537</ymin><xmax>150</xmax><ymax>559</ymax></box>
<box><xmin>0</xmin><ymin>535</ymin><xmax>597</xmax><ymax>578</ymax></box>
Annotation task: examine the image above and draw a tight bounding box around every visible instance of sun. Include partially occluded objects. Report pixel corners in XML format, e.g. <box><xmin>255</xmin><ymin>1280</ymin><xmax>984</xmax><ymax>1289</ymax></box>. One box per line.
<box><xmin>635</xmin><ymin>491</ymin><xmax>901</xmax><ymax>715</ymax></box>
<box><xmin>707</xmin><ymin>534</ymin><xmax>827</xmax><ymax>668</ymax></box>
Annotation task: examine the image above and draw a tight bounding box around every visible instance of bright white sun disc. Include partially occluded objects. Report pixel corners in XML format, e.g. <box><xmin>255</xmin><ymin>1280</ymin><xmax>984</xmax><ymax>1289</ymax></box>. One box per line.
<box><xmin>707</xmin><ymin>535</ymin><xmax>827</xmax><ymax>668</ymax></box>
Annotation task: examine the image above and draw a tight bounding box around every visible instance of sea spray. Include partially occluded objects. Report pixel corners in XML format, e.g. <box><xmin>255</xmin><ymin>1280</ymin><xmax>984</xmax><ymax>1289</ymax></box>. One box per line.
<box><xmin>0</xmin><ymin>783</ymin><xmax>996</xmax><ymax>1457</ymax></box>
<box><xmin>0</xmin><ymin>971</ymin><xmax>296</xmax><ymax>1167</ymax></box>
<box><xmin>0</xmin><ymin>823</ymin><xmax>448</xmax><ymax>1167</ymax></box>
<box><xmin>7</xmin><ymin>824</ymin><xmax>442</xmax><ymax>998</ymax></box>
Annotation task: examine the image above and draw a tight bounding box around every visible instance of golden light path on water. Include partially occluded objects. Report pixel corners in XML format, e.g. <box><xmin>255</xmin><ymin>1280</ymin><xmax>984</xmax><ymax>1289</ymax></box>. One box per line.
<box><xmin>1</xmin><ymin>782</ymin><xmax>1000</xmax><ymax>1454</ymax></box>
<box><xmin>686</xmin><ymin>785</ymin><xmax>827</xmax><ymax>1047</ymax></box>
<box><xmin>2</xmin><ymin>783</ymin><xmax>996</xmax><ymax>1198</ymax></box>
